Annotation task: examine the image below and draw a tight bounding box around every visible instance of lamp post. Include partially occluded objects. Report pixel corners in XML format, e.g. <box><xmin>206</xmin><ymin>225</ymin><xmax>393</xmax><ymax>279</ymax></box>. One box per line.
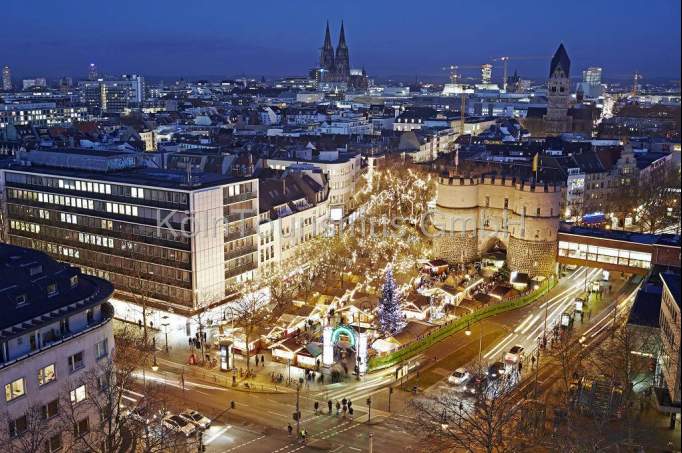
<box><xmin>366</xmin><ymin>397</ymin><xmax>372</xmax><ymax>424</ymax></box>
<box><xmin>296</xmin><ymin>377</ymin><xmax>304</xmax><ymax>437</ymax></box>
<box><xmin>161</xmin><ymin>319</ymin><xmax>170</xmax><ymax>354</ymax></box>
<box><xmin>151</xmin><ymin>337</ymin><xmax>159</xmax><ymax>372</ymax></box>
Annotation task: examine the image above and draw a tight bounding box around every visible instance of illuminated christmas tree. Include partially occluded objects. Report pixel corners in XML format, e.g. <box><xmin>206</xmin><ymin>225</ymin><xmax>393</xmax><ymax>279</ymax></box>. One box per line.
<box><xmin>378</xmin><ymin>267</ymin><xmax>406</xmax><ymax>335</ymax></box>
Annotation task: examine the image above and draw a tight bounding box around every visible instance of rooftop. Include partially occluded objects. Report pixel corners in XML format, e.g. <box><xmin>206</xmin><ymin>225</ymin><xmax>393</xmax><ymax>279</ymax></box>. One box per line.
<box><xmin>559</xmin><ymin>224</ymin><xmax>681</xmax><ymax>248</ymax></box>
<box><xmin>0</xmin><ymin>244</ymin><xmax>113</xmax><ymax>333</ymax></box>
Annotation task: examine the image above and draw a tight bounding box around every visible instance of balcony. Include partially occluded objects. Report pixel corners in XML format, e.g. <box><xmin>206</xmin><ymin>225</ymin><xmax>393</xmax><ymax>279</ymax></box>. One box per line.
<box><xmin>224</xmin><ymin>244</ymin><xmax>258</xmax><ymax>261</ymax></box>
<box><xmin>224</xmin><ymin>192</ymin><xmax>257</xmax><ymax>205</ymax></box>
<box><xmin>224</xmin><ymin>262</ymin><xmax>257</xmax><ymax>279</ymax></box>
<box><xmin>225</xmin><ymin>227</ymin><xmax>257</xmax><ymax>242</ymax></box>
<box><xmin>225</xmin><ymin>210</ymin><xmax>258</xmax><ymax>223</ymax></box>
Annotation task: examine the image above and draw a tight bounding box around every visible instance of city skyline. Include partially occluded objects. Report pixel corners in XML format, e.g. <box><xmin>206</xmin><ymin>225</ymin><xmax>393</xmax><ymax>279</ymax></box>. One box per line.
<box><xmin>2</xmin><ymin>0</ymin><xmax>680</xmax><ymax>80</ymax></box>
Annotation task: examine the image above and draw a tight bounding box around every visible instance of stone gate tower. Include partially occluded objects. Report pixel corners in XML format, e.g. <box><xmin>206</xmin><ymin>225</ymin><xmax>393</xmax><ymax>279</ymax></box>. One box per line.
<box><xmin>433</xmin><ymin>173</ymin><xmax>562</xmax><ymax>277</ymax></box>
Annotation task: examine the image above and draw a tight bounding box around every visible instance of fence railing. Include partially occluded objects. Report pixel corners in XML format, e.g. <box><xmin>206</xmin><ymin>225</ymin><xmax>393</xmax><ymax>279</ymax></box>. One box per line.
<box><xmin>368</xmin><ymin>276</ymin><xmax>557</xmax><ymax>371</ymax></box>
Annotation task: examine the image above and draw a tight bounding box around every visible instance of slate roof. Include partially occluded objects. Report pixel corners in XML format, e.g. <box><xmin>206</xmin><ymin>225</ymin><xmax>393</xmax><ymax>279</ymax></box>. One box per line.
<box><xmin>549</xmin><ymin>43</ymin><xmax>571</xmax><ymax>78</ymax></box>
<box><xmin>0</xmin><ymin>244</ymin><xmax>113</xmax><ymax>332</ymax></box>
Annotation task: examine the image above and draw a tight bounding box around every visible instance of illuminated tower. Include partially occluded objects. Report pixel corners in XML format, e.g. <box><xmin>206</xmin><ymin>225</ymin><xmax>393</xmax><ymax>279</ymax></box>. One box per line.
<box><xmin>2</xmin><ymin>65</ymin><xmax>12</xmax><ymax>91</ymax></box>
<box><xmin>88</xmin><ymin>63</ymin><xmax>99</xmax><ymax>81</ymax></box>
<box><xmin>481</xmin><ymin>64</ymin><xmax>492</xmax><ymax>84</ymax></box>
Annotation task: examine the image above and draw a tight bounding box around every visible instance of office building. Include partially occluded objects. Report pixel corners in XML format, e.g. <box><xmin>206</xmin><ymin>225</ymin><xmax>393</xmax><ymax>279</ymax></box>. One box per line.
<box><xmin>0</xmin><ymin>243</ymin><xmax>114</xmax><ymax>452</ymax></box>
<box><xmin>1</xmin><ymin>148</ymin><xmax>259</xmax><ymax>318</ymax></box>
<box><xmin>2</xmin><ymin>65</ymin><xmax>12</xmax><ymax>91</ymax></box>
<box><xmin>0</xmin><ymin>103</ymin><xmax>88</xmax><ymax>130</ymax></box>
<box><xmin>659</xmin><ymin>272</ymin><xmax>680</xmax><ymax>411</ymax></box>
<box><xmin>22</xmin><ymin>78</ymin><xmax>47</xmax><ymax>91</ymax></box>
<box><xmin>80</xmin><ymin>74</ymin><xmax>145</xmax><ymax>113</ymax></box>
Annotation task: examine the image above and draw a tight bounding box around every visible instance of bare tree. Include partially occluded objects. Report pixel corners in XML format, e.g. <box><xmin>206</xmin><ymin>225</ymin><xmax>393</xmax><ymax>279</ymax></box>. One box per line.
<box><xmin>412</xmin><ymin>379</ymin><xmax>530</xmax><ymax>453</ymax></box>
<box><xmin>636</xmin><ymin>164</ymin><xmax>681</xmax><ymax>233</ymax></box>
<box><xmin>227</xmin><ymin>283</ymin><xmax>276</xmax><ymax>372</ymax></box>
<box><xmin>0</xmin><ymin>401</ymin><xmax>67</xmax><ymax>453</ymax></box>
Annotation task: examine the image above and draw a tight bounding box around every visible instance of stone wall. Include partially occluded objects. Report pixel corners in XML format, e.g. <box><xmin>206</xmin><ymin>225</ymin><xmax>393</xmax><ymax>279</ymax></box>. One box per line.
<box><xmin>434</xmin><ymin>231</ymin><xmax>478</xmax><ymax>264</ymax></box>
<box><xmin>507</xmin><ymin>236</ymin><xmax>557</xmax><ymax>276</ymax></box>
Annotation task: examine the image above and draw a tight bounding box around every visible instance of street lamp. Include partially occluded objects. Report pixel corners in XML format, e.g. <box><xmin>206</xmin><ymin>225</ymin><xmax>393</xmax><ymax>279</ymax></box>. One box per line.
<box><xmin>151</xmin><ymin>337</ymin><xmax>159</xmax><ymax>372</ymax></box>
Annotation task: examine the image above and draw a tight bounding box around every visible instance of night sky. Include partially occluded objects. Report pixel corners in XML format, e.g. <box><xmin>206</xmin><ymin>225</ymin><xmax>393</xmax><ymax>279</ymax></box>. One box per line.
<box><xmin>2</xmin><ymin>0</ymin><xmax>680</xmax><ymax>81</ymax></box>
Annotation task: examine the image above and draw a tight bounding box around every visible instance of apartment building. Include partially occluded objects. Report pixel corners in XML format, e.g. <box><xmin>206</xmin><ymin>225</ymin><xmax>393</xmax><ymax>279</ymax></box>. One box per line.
<box><xmin>1</xmin><ymin>148</ymin><xmax>259</xmax><ymax>318</ymax></box>
<box><xmin>264</xmin><ymin>148</ymin><xmax>362</xmax><ymax>219</ymax></box>
<box><xmin>257</xmin><ymin>169</ymin><xmax>329</xmax><ymax>271</ymax></box>
<box><xmin>0</xmin><ymin>244</ymin><xmax>114</xmax><ymax>452</ymax></box>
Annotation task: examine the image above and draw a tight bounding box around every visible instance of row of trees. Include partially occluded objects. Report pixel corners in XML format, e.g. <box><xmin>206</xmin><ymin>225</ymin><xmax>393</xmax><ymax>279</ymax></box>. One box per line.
<box><xmin>412</xmin><ymin>311</ymin><xmax>662</xmax><ymax>452</ymax></box>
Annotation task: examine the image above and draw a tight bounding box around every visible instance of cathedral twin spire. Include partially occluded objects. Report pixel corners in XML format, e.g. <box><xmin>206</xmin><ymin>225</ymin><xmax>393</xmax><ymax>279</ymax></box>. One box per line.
<box><xmin>319</xmin><ymin>21</ymin><xmax>350</xmax><ymax>81</ymax></box>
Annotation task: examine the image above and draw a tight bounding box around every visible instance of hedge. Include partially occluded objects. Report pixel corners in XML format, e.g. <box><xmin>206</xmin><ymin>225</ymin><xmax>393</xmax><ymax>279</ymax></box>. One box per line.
<box><xmin>368</xmin><ymin>276</ymin><xmax>557</xmax><ymax>371</ymax></box>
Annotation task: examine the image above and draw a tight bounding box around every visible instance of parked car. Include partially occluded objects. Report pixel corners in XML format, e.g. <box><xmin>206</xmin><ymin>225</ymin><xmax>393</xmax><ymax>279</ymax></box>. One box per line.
<box><xmin>448</xmin><ymin>368</ymin><xmax>470</xmax><ymax>386</ymax></box>
<box><xmin>504</xmin><ymin>345</ymin><xmax>525</xmax><ymax>364</ymax></box>
<box><xmin>162</xmin><ymin>414</ymin><xmax>197</xmax><ymax>437</ymax></box>
<box><xmin>179</xmin><ymin>409</ymin><xmax>211</xmax><ymax>430</ymax></box>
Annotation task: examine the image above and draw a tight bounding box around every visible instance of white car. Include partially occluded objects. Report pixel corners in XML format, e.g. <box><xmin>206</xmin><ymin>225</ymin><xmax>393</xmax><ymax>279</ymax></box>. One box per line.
<box><xmin>448</xmin><ymin>368</ymin><xmax>470</xmax><ymax>386</ymax></box>
<box><xmin>504</xmin><ymin>345</ymin><xmax>525</xmax><ymax>364</ymax></box>
<box><xmin>162</xmin><ymin>414</ymin><xmax>197</xmax><ymax>437</ymax></box>
<box><xmin>179</xmin><ymin>409</ymin><xmax>211</xmax><ymax>430</ymax></box>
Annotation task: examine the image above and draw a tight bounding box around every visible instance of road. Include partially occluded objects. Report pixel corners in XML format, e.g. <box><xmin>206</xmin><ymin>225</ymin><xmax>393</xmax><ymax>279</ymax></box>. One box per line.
<box><xmin>126</xmin><ymin>266</ymin><xmax>634</xmax><ymax>451</ymax></box>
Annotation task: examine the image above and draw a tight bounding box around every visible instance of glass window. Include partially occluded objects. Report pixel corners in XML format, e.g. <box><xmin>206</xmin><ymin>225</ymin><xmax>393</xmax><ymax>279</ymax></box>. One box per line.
<box><xmin>42</xmin><ymin>398</ymin><xmax>59</xmax><ymax>419</ymax></box>
<box><xmin>5</xmin><ymin>378</ymin><xmax>26</xmax><ymax>401</ymax></box>
<box><xmin>70</xmin><ymin>384</ymin><xmax>87</xmax><ymax>404</ymax></box>
<box><xmin>96</xmin><ymin>339</ymin><xmax>108</xmax><ymax>359</ymax></box>
<box><xmin>8</xmin><ymin>415</ymin><xmax>28</xmax><ymax>437</ymax></box>
<box><xmin>74</xmin><ymin>417</ymin><xmax>89</xmax><ymax>436</ymax></box>
<box><xmin>45</xmin><ymin>433</ymin><xmax>62</xmax><ymax>452</ymax></box>
<box><xmin>38</xmin><ymin>364</ymin><xmax>56</xmax><ymax>386</ymax></box>
<box><xmin>68</xmin><ymin>352</ymin><xmax>84</xmax><ymax>373</ymax></box>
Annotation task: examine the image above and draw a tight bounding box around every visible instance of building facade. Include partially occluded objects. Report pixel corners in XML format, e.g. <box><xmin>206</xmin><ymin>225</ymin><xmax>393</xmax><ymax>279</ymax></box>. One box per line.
<box><xmin>0</xmin><ymin>244</ymin><xmax>114</xmax><ymax>452</ymax></box>
<box><xmin>433</xmin><ymin>173</ymin><xmax>562</xmax><ymax>277</ymax></box>
<box><xmin>659</xmin><ymin>272</ymin><xmax>680</xmax><ymax>406</ymax></box>
<box><xmin>1</xmin><ymin>149</ymin><xmax>258</xmax><ymax>317</ymax></box>
<box><xmin>2</xmin><ymin>65</ymin><xmax>12</xmax><ymax>91</ymax></box>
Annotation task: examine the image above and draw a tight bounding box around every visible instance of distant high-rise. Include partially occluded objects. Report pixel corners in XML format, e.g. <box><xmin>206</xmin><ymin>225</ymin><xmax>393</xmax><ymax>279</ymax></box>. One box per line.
<box><xmin>88</xmin><ymin>62</ymin><xmax>99</xmax><ymax>81</ymax></box>
<box><xmin>579</xmin><ymin>66</ymin><xmax>604</xmax><ymax>99</ymax></box>
<box><xmin>582</xmin><ymin>67</ymin><xmax>602</xmax><ymax>85</ymax></box>
<box><xmin>481</xmin><ymin>64</ymin><xmax>493</xmax><ymax>84</ymax></box>
<box><xmin>2</xmin><ymin>65</ymin><xmax>12</xmax><ymax>91</ymax></box>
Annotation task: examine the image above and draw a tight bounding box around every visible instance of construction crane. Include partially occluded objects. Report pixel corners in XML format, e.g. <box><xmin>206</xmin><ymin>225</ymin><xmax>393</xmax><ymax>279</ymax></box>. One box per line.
<box><xmin>492</xmin><ymin>55</ymin><xmax>549</xmax><ymax>91</ymax></box>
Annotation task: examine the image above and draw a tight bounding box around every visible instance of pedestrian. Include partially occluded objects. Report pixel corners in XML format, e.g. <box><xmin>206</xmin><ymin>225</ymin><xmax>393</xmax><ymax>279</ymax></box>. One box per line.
<box><xmin>137</xmin><ymin>319</ymin><xmax>142</xmax><ymax>329</ymax></box>
<box><xmin>261</xmin><ymin>355</ymin><xmax>265</xmax><ymax>367</ymax></box>
<box><xmin>188</xmin><ymin>337</ymin><xmax>192</xmax><ymax>347</ymax></box>
<box><xmin>336</xmin><ymin>401</ymin><xmax>340</xmax><ymax>415</ymax></box>
<box><xmin>348</xmin><ymin>406</ymin><xmax>354</xmax><ymax>419</ymax></box>
<box><xmin>342</xmin><ymin>398</ymin><xmax>347</xmax><ymax>408</ymax></box>
<box><xmin>347</xmin><ymin>399</ymin><xmax>352</xmax><ymax>409</ymax></box>
<box><xmin>287</xmin><ymin>423</ymin><xmax>292</xmax><ymax>437</ymax></box>
<box><xmin>314</xmin><ymin>401</ymin><xmax>319</xmax><ymax>414</ymax></box>
<box><xmin>328</xmin><ymin>400</ymin><xmax>333</xmax><ymax>415</ymax></box>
